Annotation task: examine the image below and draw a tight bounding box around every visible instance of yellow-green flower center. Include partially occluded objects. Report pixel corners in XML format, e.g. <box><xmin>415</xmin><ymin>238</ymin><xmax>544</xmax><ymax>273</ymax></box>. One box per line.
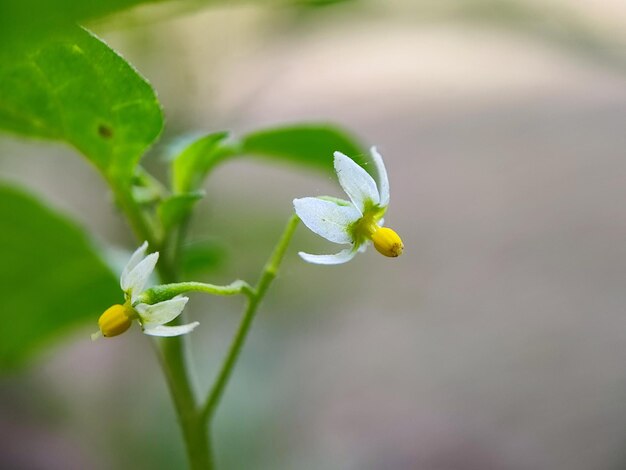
<box><xmin>350</xmin><ymin>203</ymin><xmax>384</xmax><ymax>243</ymax></box>
<box><xmin>349</xmin><ymin>203</ymin><xmax>403</xmax><ymax>258</ymax></box>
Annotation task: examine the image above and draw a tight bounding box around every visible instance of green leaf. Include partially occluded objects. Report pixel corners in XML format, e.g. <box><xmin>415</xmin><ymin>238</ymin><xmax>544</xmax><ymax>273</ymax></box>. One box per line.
<box><xmin>172</xmin><ymin>132</ymin><xmax>229</xmax><ymax>194</ymax></box>
<box><xmin>170</xmin><ymin>124</ymin><xmax>366</xmax><ymax>194</ymax></box>
<box><xmin>0</xmin><ymin>27</ymin><xmax>163</xmax><ymax>181</ymax></box>
<box><xmin>0</xmin><ymin>0</ymin><xmax>167</xmax><ymax>44</ymax></box>
<box><xmin>0</xmin><ymin>183</ymin><xmax>119</xmax><ymax>369</ymax></box>
<box><xmin>159</xmin><ymin>191</ymin><xmax>205</xmax><ymax>231</ymax></box>
<box><xmin>241</xmin><ymin>124</ymin><xmax>368</xmax><ymax>171</ymax></box>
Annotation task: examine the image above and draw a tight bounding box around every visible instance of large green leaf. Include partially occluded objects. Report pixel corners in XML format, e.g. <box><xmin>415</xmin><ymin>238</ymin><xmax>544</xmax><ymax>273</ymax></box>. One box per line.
<box><xmin>0</xmin><ymin>27</ymin><xmax>163</xmax><ymax>180</ymax></box>
<box><xmin>170</xmin><ymin>124</ymin><xmax>366</xmax><ymax>193</ymax></box>
<box><xmin>0</xmin><ymin>0</ymin><xmax>168</xmax><ymax>44</ymax></box>
<box><xmin>241</xmin><ymin>124</ymin><xmax>368</xmax><ymax>170</ymax></box>
<box><xmin>0</xmin><ymin>0</ymin><xmax>359</xmax><ymax>47</ymax></box>
<box><xmin>0</xmin><ymin>184</ymin><xmax>119</xmax><ymax>369</ymax></box>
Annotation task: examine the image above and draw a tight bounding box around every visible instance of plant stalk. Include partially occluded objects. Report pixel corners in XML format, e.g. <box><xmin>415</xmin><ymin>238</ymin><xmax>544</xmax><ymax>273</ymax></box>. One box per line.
<box><xmin>202</xmin><ymin>215</ymin><xmax>300</xmax><ymax>424</ymax></box>
<box><xmin>118</xmin><ymin>174</ymin><xmax>299</xmax><ymax>469</ymax></box>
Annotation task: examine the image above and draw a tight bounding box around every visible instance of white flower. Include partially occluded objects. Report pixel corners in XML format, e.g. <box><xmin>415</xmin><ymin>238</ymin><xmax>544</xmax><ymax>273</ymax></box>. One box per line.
<box><xmin>92</xmin><ymin>242</ymin><xmax>198</xmax><ymax>339</ymax></box>
<box><xmin>293</xmin><ymin>147</ymin><xmax>403</xmax><ymax>265</ymax></box>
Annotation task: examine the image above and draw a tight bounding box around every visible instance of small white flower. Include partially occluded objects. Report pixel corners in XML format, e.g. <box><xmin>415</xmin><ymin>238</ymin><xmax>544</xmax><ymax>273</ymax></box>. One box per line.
<box><xmin>293</xmin><ymin>147</ymin><xmax>403</xmax><ymax>265</ymax></box>
<box><xmin>92</xmin><ymin>242</ymin><xmax>198</xmax><ymax>339</ymax></box>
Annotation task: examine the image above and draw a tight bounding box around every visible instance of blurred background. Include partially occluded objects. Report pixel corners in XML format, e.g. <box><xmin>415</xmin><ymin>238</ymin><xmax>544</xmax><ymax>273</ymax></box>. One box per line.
<box><xmin>1</xmin><ymin>0</ymin><xmax>626</xmax><ymax>468</ymax></box>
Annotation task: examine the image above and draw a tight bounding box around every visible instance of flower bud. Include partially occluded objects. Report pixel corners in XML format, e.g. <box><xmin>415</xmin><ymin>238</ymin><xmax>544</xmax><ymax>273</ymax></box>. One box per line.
<box><xmin>98</xmin><ymin>304</ymin><xmax>134</xmax><ymax>338</ymax></box>
<box><xmin>372</xmin><ymin>227</ymin><xmax>404</xmax><ymax>257</ymax></box>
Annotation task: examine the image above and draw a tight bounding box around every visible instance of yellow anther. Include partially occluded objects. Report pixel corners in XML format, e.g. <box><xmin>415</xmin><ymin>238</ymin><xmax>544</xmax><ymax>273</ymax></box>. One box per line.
<box><xmin>371</xmin><ymin>227</ymin><xmax>404</xmax><ymax>257</ymax></box>
<box><xmin>97</xmin><ymin>304</ymin><xmax>135</xmax><ymax>338</ymax></box>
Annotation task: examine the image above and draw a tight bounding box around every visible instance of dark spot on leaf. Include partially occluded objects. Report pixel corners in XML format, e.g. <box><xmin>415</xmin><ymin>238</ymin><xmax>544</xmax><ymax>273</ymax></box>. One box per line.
<box><xmin>98</xmin><ymin>124</ymin><xmax>113</xmax><ymax>139</ymax></box>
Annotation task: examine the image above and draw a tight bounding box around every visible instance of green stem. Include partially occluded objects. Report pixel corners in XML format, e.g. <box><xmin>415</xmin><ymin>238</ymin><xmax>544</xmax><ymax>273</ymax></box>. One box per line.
<box><xmin>201</xmin><ymin>215</ymin><xmax>300</xmax><ymax>424</ymax></box>
<box><xmin>112</xmin><ymin>179</ymin><xmax>208</xmax><ymax>469</ymax></box>
<box><xmin>156</xmin><ymin>340</ymin><xmax>209</xmax><ymax>470</ymax></box>
<box><xmin>141</xmin><ymin>280</ymin><xmax>254</xmax><ymax>304</ymax></box>
<box><xmin>115</xmin><ymin>172</ymin><xmax>300</xmax><ymax>469</ymax></box>
<box><xmin>110</xmin><ymin>179</ymin><xmax>158</xmax><ymax>249</ymax></box>
<box><xmin>156</xmin><ymin>267</ymin><xmax>210</xmax><ymax>470</ymax></box>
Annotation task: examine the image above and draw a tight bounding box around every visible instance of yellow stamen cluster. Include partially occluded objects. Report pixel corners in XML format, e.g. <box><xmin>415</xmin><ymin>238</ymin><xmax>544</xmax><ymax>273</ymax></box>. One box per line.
<box><xmin>97</xmin><ymin>304</ymin><xmax>135</xmax><ymax>338</ymax></box>
<box><xmin>371</xmin><ymin>226</ymin><xmax>404</xmax><ymax>257</ymax></box>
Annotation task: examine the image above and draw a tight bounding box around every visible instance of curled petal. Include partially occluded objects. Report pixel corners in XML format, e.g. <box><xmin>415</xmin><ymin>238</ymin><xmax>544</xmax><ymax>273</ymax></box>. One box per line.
<box><xmin>121</xmin><ymin>252</ymin><xmax>159</xmax><ymax>300</ymax></box>
<box><xmin>370</xmin><ymin>147</ymin><xmax>389</xmax><ymax>207</ymax></box>
<box><xmin>120</xmin><ymin>242</ymin><xmax>148</xmax><ymax>290</ymax></box>
<box><xmin>298</xmin><ymin>247</ymin><xmax>358</xmax><ymax>265</ymax></box>
<box><xmin>334</xmin><ymin>151</ymin><xmax>379</xmax><ymax>213</ymax></box>
<box><xmin>135</xmin><ymin>297</ymin><xmax>189</xmax><ymax>327</ymax></box>
<box><xmin>143</xmin><ymin>322</ymin><xmax>200</xmax><ymax>337</ymax></box>
<box><xmin>294</xmin><ymin>197</ymin><xmax>360</xmax><ymax>244</ymax></box>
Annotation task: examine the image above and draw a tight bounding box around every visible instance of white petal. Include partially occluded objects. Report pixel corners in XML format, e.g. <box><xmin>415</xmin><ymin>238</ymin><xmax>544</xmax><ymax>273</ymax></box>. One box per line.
<box><xmin>122</xmin><ymin>252</ymin><xmax>159</xmax><ymax>299</ymax></box>
<box><xmin>143</xmin><ymin>322</ymin><xmax>200</xmax><ymax>337</ymax></box>
<box><xmin>120</xmin><ymin>241</ymin><xmax>148</xmax><ymax>290</ymax></box>
<box><xmin>294</xmin><ymin>197</ymin><xmax>360</xmax><ymax>244</ymax></box>
<box><xmin>298</xmin><ymin>248</ymin><xmax>358</xmax><ymax>265</ymax></box>
<box><xmin>370</xmin><ymin>146</ymin><xmax>389</xmax><ymax>207</ymax></box>
<box><xmin>333</xmin><ymin>151</ymin><xmax>379</xmax><ymax>213</ymax></box>
<box><xmin>135</xmin><ymin>297</ymin><xmax>189</xmax><ymax>327</ymax></box>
